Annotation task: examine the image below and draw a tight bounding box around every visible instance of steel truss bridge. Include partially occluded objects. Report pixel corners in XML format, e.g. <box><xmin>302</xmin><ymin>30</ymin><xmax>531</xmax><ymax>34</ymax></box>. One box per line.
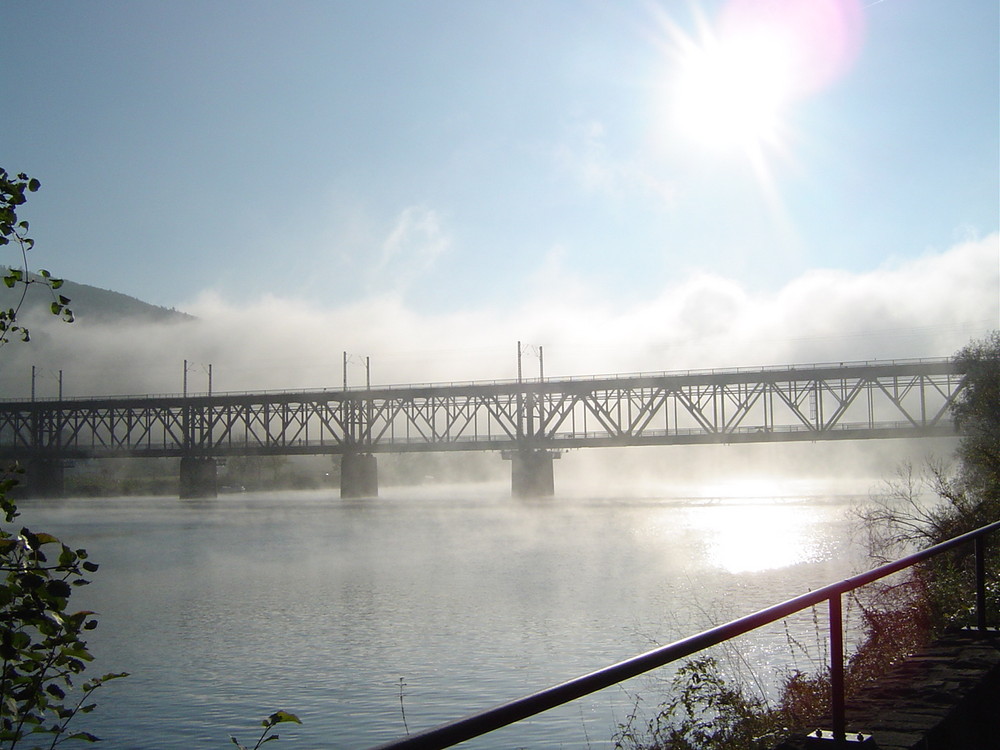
<box><xmin>0</xmin><ymin>358</ymin><xmax>965</xmax><ymax>497</ymax></box>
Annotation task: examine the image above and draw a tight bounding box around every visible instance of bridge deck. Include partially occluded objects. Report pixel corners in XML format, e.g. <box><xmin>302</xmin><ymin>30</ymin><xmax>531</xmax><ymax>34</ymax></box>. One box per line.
<box><xmin>0</xmin><ymin>358</ymin><xmax>964</xmax><ymax>459</ymax></box>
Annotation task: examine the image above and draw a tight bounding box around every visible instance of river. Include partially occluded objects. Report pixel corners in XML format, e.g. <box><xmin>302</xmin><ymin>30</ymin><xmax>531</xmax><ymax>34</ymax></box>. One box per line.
<box><xmin>17</xmin><ymin>480</ymin><xmax>876</xmax><ymax>749</ymax></box>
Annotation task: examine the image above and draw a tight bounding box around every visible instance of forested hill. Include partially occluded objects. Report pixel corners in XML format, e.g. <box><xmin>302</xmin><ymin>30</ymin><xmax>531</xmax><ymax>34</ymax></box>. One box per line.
<box><xmin>0</xmin><ymin>269</ymin><xmax>192</xmax><ymax>325</ymax></box>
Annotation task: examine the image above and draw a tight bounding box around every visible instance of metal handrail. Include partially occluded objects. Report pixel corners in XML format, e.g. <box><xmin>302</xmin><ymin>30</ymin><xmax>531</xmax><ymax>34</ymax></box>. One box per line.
<box><xmin>371</xmin><ymin>519</ymin><xmax>1000</xmax><ymax>749</ymax></box>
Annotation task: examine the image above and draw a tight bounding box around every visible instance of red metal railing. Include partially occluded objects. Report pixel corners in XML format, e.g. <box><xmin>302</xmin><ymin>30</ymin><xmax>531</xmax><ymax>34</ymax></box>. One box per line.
<box><xmin>372</xmin><ymin>519</ymin><xmax>1000</xmax><ymax>749</ymax></box>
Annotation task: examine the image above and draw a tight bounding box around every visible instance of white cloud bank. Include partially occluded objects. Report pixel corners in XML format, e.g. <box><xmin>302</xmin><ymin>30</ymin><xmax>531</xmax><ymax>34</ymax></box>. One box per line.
<box><xmin>3</xmin><ymin>233</ymin><xmax>996</xmax><ymax>399</ymax></box>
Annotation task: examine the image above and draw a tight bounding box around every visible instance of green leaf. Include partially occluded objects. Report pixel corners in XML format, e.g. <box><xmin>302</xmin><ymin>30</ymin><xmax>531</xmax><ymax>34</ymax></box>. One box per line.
<box><xmin>45</xmin><ymin>684</ymin><xmax>65</xmax><ymax>700</ymax></box>
<box><xmin>50</xmin><ymin>302</ymin><xmax>62</xmax><ymax>315</ymax></box>
<box><xmin>45</xmin><ymin>579</ymin><xmax>72</xmax><ymax>598</ymax></box>
<box><xmin>59</xmin><ymin>646</ymin><xmax>94</xmax><ymax>662</ymax></box>
<box><xmin>50</xmin><ymin>278</ymin><xmax>63</xmax><ymax>289</ymax></box>
<box><xmin>66</xmin><ymin>732</ymin><xmax>101</xmax><ymax>742</ymax></box>
<box><xmin>97</xmin><ymin>671</ymin><xmax>129</xmax><ymax>682</ymax></box>
<box><xmin>27</xmin><ymin>178</ymin><xmax>40</xmax><ymax>192</ymax></box>
<box><xmin>267</xmin><ymin>710</ymin><xmax>302</xmax><ymax>726</ymax></box>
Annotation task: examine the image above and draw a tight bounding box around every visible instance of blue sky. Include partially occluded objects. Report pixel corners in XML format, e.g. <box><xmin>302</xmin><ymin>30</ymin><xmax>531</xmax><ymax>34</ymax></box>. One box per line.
<box><xmin>2</xmin><ymin>0</ymin><xmax>998</xmax><ymax>389</ymax></box>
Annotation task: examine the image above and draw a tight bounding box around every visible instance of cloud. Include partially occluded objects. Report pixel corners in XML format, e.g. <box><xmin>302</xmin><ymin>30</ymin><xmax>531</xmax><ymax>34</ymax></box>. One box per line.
<box><xmin>1</xmin><ymin>233</ymin><xmax>995</xmax><ymax>399</ymax></box>
<box><xmin>370</xmin><ymin>206</ymin><xmax>451</xmax><ymax>294</ymax></box>
<box><xmin>553</xmin><ymin>119</ymin><xmax>678</xmax><ymax>208</ymax></box>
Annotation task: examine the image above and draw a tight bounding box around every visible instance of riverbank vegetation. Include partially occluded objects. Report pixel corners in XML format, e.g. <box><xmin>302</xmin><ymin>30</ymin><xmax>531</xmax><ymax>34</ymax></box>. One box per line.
<box><xmin>614</xmin><ymin>331</ymin><xmax>1000</xmax><ymax>750</ymax></box>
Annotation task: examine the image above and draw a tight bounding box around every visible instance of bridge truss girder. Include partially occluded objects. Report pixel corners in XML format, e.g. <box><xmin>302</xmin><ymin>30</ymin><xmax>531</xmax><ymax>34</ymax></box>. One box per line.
<box><xmin>0</xmin><ymin>360</ymin><xmax>965</xmax><ymax>460</ymax></box>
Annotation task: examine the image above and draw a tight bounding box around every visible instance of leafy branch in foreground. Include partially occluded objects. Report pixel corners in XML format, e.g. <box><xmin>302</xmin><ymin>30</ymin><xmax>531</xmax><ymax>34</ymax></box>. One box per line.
<box><xmin>0</xmin><ymin>472</ymin><xmax>127</xmax><ymax>748</ymax></box>
<box><xmin>230</xmin><ymin>711</ymin><xmax>302</xmax><ymax>750</ymax></box>
<box><xmin>0</xmin><ymin>168</ymin><xmax>73</xmax><ymax>348</ymax></box>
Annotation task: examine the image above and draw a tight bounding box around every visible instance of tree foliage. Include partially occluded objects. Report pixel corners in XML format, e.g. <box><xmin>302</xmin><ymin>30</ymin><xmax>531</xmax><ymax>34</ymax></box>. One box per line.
<box><xmin>0</xmin><ymin>482</ymin><xmax>127</xmax><ymax>748</ymax></box>
<box><xmin>952</xmin><ymin>331</ymin><xmax>1000</xmax><ymax>509</ymax></box>
<box><xmin>857</xmin><ymin>332</ymin><xmax>1000</xmax><ymax>623</ymax></box>
<box><xmin>0</xmin><ymin>170</ymin><xmax>122</xmax><ymax>748</ymax></box>
<box><xmin>0</xmin><ymin>169</ymin><xmax>72</xmax><ymax>347</ymax></box>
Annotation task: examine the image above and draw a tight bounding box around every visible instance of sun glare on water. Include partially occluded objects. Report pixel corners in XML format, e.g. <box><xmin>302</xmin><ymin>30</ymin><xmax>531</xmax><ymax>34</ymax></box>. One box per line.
<box><xmin>688</xmin><ymin>480</ymin><xmax>829</xmax><ymax>574</ymax></box>
<box><xmin>700</xmin><ymin>501</ymin><xmax>816</xmax><ymax>574</ymax></box>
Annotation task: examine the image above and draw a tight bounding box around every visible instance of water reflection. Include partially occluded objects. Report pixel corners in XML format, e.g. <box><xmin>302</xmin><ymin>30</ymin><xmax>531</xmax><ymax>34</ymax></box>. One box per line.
<box><xmin>691</xmin><ymin>499</ymin><xmax>824</xmax><ymax>574</ymax></box>
<box><xmin>17</xmin><ymin>488</ymin><xmax>861</xmax><ymax>749</ymax></box>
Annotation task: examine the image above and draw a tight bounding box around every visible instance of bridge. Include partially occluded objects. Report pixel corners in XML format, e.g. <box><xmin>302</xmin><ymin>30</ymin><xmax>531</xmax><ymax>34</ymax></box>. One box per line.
<box><xmin>0</xmin><ymin>357</ymin><xmax>965</xmax><ymax>499</ymax></box>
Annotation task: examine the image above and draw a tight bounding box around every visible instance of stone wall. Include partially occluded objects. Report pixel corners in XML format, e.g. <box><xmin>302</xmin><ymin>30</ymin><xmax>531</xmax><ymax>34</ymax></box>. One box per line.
<box><xmin>774</xmin><ymin>628</ymin><xmax>1000</xmax><ymax>750</ymax></box>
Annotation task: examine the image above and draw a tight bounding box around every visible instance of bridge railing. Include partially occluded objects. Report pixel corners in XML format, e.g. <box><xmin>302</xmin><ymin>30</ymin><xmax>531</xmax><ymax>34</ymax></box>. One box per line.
<box><xmin>370</xmin><ymin>519</ymin><xmax>1000</xmax><ymax>750</ymax></box>
<box><xmin>0</xmin><ymin>356</ymin><xmax>954</xmax><ymax>403</ymax></box>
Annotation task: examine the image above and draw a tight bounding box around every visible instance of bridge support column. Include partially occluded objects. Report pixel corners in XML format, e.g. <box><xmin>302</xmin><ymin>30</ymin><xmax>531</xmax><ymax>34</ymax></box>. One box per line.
<box><xmin>22</xmin><ymin>458</ymin><xmax>65</xmax><ymax>499</ymax></box>
<box><xmin>341</xmin><ymin>453</ymin><xmax>378</xmax><ymax>498</ymax></box>
<box><xmin>179</xmin><ymin>457</ymin><xmax>217</xmax><ymax>499</ymax></box>
<box><xmin>505</xmin><ymin>450</ymin><xmax>559</xmax><ymax>498</ymax></box>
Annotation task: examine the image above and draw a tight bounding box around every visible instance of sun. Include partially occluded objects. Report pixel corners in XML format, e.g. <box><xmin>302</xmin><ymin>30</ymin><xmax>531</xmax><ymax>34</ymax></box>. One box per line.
<box><xmin>662</xmin><ymin>0</ymin><xmax>865</xmax><ymax>157</ymax></box>
<box><xmin>672</xmin><ymin>29</ymin><xmax>795</xmax><ymax>153</ymax></box>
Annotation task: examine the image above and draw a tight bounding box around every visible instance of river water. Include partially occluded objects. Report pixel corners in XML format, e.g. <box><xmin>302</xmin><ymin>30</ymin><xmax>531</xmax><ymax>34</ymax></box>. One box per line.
<box><xmin>17</xmin><ymin>481</ymin><xmax>875</xmax><ymax>749</ymax></box>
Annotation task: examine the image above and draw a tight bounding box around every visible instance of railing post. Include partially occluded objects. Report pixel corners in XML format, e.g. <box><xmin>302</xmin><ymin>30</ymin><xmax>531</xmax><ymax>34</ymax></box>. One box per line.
<box><xmin>975</xmin><ymin>535</ymin><xmax>987</xmax><ymax>630</ymax></box>
<box><xmin>829</xmin><ymin>593</ymin><xmax>846</xmax><ymax>744</ymax></box>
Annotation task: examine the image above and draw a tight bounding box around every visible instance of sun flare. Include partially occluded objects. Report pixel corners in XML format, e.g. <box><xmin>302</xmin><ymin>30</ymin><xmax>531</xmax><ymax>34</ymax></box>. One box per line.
<box><xmin>673</xmin><ymin>30</ymin><xmax>795</xmax><ymax>152</ymax></box>
<box><xmin>663</xmin><ymin>0</ymin><xmax>864</xmax><ymax>156</ymax></box>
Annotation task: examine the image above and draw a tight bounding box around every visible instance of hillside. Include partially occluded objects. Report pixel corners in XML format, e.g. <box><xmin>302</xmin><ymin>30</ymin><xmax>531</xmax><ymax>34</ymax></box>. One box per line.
<box><xmin>0</xmin><ymin>269</ymin><xmax>192</xmax><ymax>326</ymax></box>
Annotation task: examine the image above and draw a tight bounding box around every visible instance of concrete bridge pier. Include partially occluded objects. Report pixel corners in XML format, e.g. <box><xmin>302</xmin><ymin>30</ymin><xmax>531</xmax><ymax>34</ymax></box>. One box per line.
<box><xmin>341</xmin><ymin>453</ymin><xmax>378</xmax><ymax>498</ymax></box>
<box><xmin>22</xmin><ymin>457</ymin><xmax>65</xmax><ymax>498</ymax></box>
<box><xmin>179</xmin><ymin>456</ymin><xmax>218</xmax><ymax>499</ymax></box>
<box><xmin>506</xmin><ymin>449</ymin><xmax>559</xmax><ymax>498</ymax></box>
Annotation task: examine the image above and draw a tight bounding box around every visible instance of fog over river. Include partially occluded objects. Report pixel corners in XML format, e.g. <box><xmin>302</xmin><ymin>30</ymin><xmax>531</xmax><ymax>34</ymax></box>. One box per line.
<box><xmin>12</xmin><ymin>466</ymin><xmax>906</xmax><ymax>750</ymax></box>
